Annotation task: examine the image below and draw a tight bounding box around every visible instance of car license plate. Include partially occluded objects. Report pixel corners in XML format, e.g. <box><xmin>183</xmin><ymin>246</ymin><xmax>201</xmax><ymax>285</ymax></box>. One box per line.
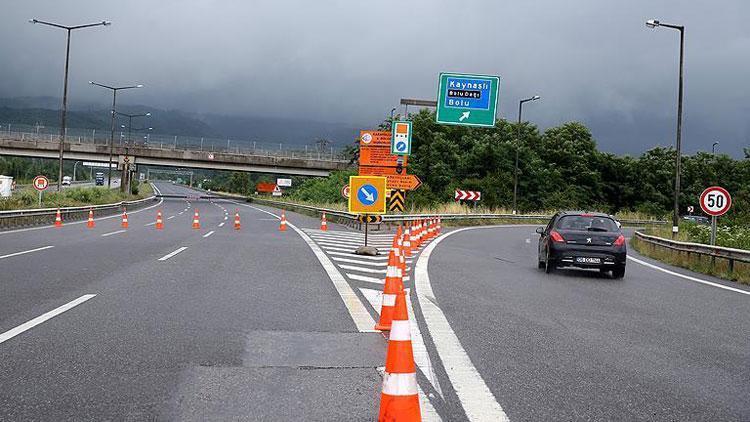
<box><xmin>576</xmin><ymin>257</ymin><xmax>601</xmax><ymax>264</ymax></box>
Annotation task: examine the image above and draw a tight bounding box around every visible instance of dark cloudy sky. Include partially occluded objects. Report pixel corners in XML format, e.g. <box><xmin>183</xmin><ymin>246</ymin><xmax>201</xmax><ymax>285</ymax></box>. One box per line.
<box><xmin>1</xmin><ymin>1</ymin><xmax>748</xmax><ymax>156</ymax></box>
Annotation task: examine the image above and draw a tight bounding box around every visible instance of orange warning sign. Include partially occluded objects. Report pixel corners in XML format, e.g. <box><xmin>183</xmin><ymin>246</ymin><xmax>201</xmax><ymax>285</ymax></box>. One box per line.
<box><xmin>359</xmin><ymin>130</ymin><xmax>408</xmax><ymax>167</ymax></box>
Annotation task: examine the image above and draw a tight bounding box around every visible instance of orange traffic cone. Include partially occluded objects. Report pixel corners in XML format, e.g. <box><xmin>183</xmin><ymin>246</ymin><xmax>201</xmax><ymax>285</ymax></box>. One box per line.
<box><xmin>321</xmin><ymin>212</ymin><xmax>328</xmax><ymax>231</ymax></box>
<box><xmin>378</xmin><ymin>290</ymin><xmax>421</xmax><ymax>421</ymax></box>
<box><xmin>396</xmin><ymin>227</ymin><xmax>407</xmax><ymax>278</ymax></box>
<box><xmin>155</xmin><ymin>210</ymin><xmax>164</xmax><ymax>230</ymax></box>
<box><xmin>54</xmin><ymin>209</ymin><xmax>63</xmax><ymax>228</ymax></box>
<box><xmin>410</xmin><ymin>222</ymin><xmax>419</xmax><ymax>249</ymax></box>
<box><xmin>121</xmin><ymin>210</ymin><xmax>129</xmax><ymax>229</ymax></box>
<box><xmin>391</xmin><ymin>234</ymin><xmax>405</xmax><ymax>288</ymax></box>
<box><xmin>279</xmin><ymin>210</ymin><xmax>287</xmax><ymax>232</ymax></box>
<box><xmin>402</xmin><ymin>227</ymin><xmax>412</xmax><ymax>258</ymax></box>
<box><xmin>437</xmin><ymin>217</ymin><xmax>442</xmax><ymax>235</ymax></box>
<box><xmin>426</xmin><ymin>219</ymin><xmax>434</xmax><ymax>241</ymax></box>
<box><xmin>86</xmin><ymin>209</ymin><xmax>95</xmax><ymax>228</ymax></box>
<box><xmin>375</xmin><ymin>249</ymin><xmax>404</xmax><ymax>331</ymax></box>
<box><xmin>234</xmin><ymin>210</ymin><xmax>241</xmax><ymax>230</ymax></box>
<box><xmin>192</xmin><ymin>209</ymin><xmax>200</xmax><ymax>229</ymax></box>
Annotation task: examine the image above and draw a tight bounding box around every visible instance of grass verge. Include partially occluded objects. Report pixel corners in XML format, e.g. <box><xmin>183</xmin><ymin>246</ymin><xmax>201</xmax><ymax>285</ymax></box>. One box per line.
<box><xmin>0</xmin><ymin>183</ymin><xmax>154</xmax><ymax>211</ymax></box>
<box><xmin>631</xmin><ymin>236</ymin><xmax>750</xmax><ymax>285</ymax></box>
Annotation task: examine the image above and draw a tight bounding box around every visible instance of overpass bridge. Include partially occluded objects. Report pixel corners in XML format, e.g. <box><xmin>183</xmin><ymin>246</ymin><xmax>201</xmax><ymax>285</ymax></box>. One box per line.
<box><xmin>0</xmin><ymin>133</ymin><xmax>351</xmax><ymax>177</ymax></box>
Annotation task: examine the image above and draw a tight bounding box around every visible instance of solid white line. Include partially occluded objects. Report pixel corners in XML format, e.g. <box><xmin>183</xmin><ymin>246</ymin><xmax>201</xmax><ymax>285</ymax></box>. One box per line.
<box><xmin>0</xmin><ymin>294</ymin><xmax>96</xmax><ymax>345</ymax></box>
<box><xmin>416</xmin><ymin>226</ymin><xmax>511</xmax><ymax>421</ymax></box>
<box><xmin>158</xmin><ymin>246</ymin><xmax>188</xmax><ymax>261</ymax></box>
<box><xmin>338</xmin><ymin>264</ymin><xmax>387</xmax><ymax>275</ymax></box>
<box><xmin>0</xmin><ymin>245</ymin><xmax>54</xmax><ymax>260</ymax></box>
<box><xmin>628</xmin><ymin>255</ymin><xmax>750</xmax><ymax>296</ymax></box>
<box><xmin>346</xmin><ymin>273</ymin><xmax>384</xmax><ymax>284</ymax></box>
<box><xmin>218</xmin><ymin>222</ymin><xmax>225</xmax><ymax>227</ymax></box>
<box><xmin>237</xmin><ymin>203</ymin><xmax>376</xmax><ymax>332</ymax></box>
<box><xmin>202</xmin><ymin>230</ymin><xmax>215</xmax><ymax>238</ymax></box>
<box><xmin>101</xmin><ymin>229</ymin><xmax>126</xmax><ymax>237</ymax></box>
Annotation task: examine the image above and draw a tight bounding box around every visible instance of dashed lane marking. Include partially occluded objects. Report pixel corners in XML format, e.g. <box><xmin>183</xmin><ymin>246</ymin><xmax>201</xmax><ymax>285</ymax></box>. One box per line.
<box><xmin>0</xmin><ymin>294</ymin><xmax>96</xmax><ymax>345</ymax></box>
<box><xmin>416</xmin><ymin>226</ymin><xmax>511</xmax><ymax>421</ymax></box>
<box><xmin>218</xmin><ymin>222</ymin><xmax>225</xmax><ymax>227</ymax></box>
<box><xmin>101</xmin><ymin>229</ymin><xmax>126</xmax><ymax>237</ymax></box>
<box><xmin>0</xmin><ymin>245</ymin><xmax>55</xmax><ymax>260</ymax></box>
<box><xmin>202</xmin><ymin>230</ymin><xmax>215</xmax><ymax>238</ymax></box>
<box><xmin>167</xmin><ymin>215</ymin><xmax>176</xmax><ymax>220</ymax></box>
<box><xmin>158</xmin><ymin>246</ymin><xmax>188</xmax><ymax>261</ymax></box>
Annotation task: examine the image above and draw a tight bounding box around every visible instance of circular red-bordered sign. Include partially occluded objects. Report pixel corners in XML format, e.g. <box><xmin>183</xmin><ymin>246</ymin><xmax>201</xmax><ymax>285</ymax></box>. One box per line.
<box><xmin>33</xmin><ymin>175</ymin><xmax>49</xmax><ymax>191</ymax></box>
<box><xmin>699</xmin><ymin>186</ymin><xmax>731</xmax><ymax>217</ymax></box>
<box><xmin>341</xmin><ymin>184</ymin><xmax>350</xmax><ymax>199</ymax></box>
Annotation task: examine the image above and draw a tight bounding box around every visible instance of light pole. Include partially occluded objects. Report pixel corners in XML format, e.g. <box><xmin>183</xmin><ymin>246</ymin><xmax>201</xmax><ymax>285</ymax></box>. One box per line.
<box><xmin>30</xmin><ymin>18</ymin><xmax>110</xmax><ymax>190</ymax></box>
<box><xmin>646</xmin><ymin>19</ymin><xmax>685</xmax><ymax>237</ymax></box>
<box><xmin>712</xmin><ymin>141</ymin><xmax>719</xmax><ymax>155</ymax></box>
<box><xmin>89</xmin><ymin>81</ymin><xmax>143</xmax><ymax>187</ymax></box>
<box><xmin>73</xmin><ymin>161</ymin><xmax>81</xmax><ymax>181</ymax></box>
<box><xmin>512</xmin><ymin>95</ymin><xmax>540</xmax><ymax>214</ymax></box>
<box><xmin>115</xmin><ymin>111</ymin><xmax>150</xmax><ymax>145</ymax></box>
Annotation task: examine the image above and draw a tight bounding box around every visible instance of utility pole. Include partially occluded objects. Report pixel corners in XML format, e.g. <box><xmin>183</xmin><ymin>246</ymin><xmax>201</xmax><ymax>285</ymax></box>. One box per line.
<box><xmin>512</xmin><ymin>95</ymin><xmax>540</xmax><ymax>214</ymax></box>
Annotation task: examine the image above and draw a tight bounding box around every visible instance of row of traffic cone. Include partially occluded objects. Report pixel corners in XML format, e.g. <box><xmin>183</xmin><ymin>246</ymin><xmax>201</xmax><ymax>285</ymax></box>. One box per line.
<box><xmin>59</xmin><ymin>208</ymin><xmax>243</xmax><ymax>231</ymax></box>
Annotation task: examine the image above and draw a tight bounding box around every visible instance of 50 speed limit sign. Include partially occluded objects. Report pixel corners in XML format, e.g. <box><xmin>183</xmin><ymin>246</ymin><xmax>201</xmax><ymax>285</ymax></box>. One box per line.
<box><xmin>699</xmin><ymin>186</ymin><xmax>731</xmax><ymax>217</ymax></box>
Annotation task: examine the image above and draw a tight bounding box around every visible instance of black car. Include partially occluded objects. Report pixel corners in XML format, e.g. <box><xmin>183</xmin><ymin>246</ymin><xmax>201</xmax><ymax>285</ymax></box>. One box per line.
<box><xmin>537</xmin><ymin>211</ymin><xmax>626</xmax><ymax>278</ymax></box>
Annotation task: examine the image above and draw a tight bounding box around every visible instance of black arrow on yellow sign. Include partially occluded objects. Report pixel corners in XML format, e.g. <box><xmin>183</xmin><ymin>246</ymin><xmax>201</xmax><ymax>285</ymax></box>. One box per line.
<box><xmin>388</xmin><ymin>189</ymin><xmax>406</xmax><ymax>213</ymax></box>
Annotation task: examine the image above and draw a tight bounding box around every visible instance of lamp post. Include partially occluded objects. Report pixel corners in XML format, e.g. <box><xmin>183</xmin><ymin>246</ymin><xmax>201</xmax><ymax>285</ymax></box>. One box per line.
<box><xmin>512</xmin><ymin>95</ymin><xmax>540</xmax><ymax>214</ymax></box>
<box><xmin>30</xmin><ymin>18</ymin><xmax>110</xmax><ymax>190</ymax></box>
<box><xmin>712</xmin><ymin>141</ymin><xmax>719</xmax><ymax>155</ymax></box>
<box><xmin>89</xmin><ymin>82</ymin><xmax>143</xmax><ymax>187</ymax></box>
<box><xmin>646</xmin><ymin>19</ymin><xmax>685</xmax><ymax>237</ymax></box>
<box><xmin>115</xmin><ymin>111</ymin><xmax>151</xmax><ymax>145</ymax></box>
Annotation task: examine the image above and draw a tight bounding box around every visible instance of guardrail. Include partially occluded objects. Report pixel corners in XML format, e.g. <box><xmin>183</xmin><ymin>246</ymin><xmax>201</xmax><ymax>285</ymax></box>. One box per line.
<box><xmin>634</xmin><ymin>231</ymin><xmax>750</xmax><ymax>275</ymax></box>
<box><xmin>0</xmin><ymin>191</ymin><xmax>157</xmax><ymax>230</ymax></box>
<box><xmin>247</xmin><ymin>197</ymin><xmax>667</xmax><ymax>227</ymax></box>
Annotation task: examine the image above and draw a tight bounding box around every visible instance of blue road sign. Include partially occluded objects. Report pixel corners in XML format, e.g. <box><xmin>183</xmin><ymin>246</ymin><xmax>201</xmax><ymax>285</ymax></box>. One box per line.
<box><xmin>357</xmin><ymin>184</ymin><xmax>378</xmax><ymax>206</ymax></box>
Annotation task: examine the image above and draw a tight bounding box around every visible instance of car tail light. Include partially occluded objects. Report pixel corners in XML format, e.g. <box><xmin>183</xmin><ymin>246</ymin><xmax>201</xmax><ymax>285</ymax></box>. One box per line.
<box><xmin>614</xmin><ymin>234</ymin><xmax>625</xmax><ymax>246</ymax></box>
<box><xmin>550</xmin><ymin>230</ymin><xmax>565</xmax><ymax>243</ymax></box>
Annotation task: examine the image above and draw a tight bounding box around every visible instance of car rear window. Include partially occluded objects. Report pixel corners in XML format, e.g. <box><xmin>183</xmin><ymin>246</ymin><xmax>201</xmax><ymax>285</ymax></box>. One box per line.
<box><xmin>556</xmin><ymin>215</ymin><xmax>619</xmax><ymax>232</ymax></box>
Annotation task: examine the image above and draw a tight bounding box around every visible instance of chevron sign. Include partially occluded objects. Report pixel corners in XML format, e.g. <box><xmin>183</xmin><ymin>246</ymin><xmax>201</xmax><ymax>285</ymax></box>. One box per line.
<box><xmin>455</xmin><ymin>189</ymin><xmax>481</xmax><ymax>202</ymax></box>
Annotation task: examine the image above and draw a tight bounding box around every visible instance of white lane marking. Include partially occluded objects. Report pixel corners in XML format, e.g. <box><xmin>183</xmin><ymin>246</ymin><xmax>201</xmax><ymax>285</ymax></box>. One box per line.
<box><xmin>346</xmin><ymin>273</ymin><xmax>384</xmax><ymax>284</ymax></box>
<box><xmin>257</xmin><ymin>218</ymin><xmax>279</xmax><ymax>221</ymax></box>
<box><xmin>144</xmin><ymin>221</ymin><xmax>156</xmax><ymax>227</ymax></box>
<box><xmin>0</xmin><ymin>185</ymin><xmax>164</xmax><ymax>235</ymax></box>
<box><xmin>416</xmin><ymin>226</ymin><xmax>511</xmax><ymax>421</ymax></box>
<box><xmin>158</xmin><ymin>246</ymin><xmax>188</xmax><ymax>261</ymax></box>
<box><xmin>0</xmin><ymin>245</ymin><xmax>55</xmax><ymax>260</ymax></box>
<box><xmin>360</xmin><ymin>288</ymin><xmax>444</xmax><ymax>400</ymax></box>
<box><xmin>339</xmin><ymin>264</ymin><xmax>387</xmax><ymax>275</ymax></box>
<box><xmin>101</xmin><ymin>229</ymin><xmax>126</xmax><ymax>237</ymax></box>
<box><xmin>306</xmin><ymin>229</ymin><xmax>394</xmax><ymax>238</ymax></box>
<box><xmin>331</xmin><ymin>256</ymin><xmax>389</xmax><ymax>267</ymax></box>
<box><xmin>167</xmin><ymin>215</ymin><xmax>176</xmax><ymax>220</ymax></box>
<box><xmin>202</xmin><ymin>230</ymin><xmax>215</xmax><ymax>238</ymax></box>
<box><xmin>316</xmin><ymin>239</ymin><xmax>393</xmax><ymax>249</ymax></box>
<box><xmin>223</xmin><ymin>216</ymin><xmax>228</xmax><ymax>221</ymax></box>
<box><xmin>238</xmin><ymin>203</ymin><xmax>376</xmax><ymax>332</ymax></box>
<box><xmin>218</xmin><ymin>222</ymin><xmax>225</xmax><ymax>227</ymax></box>
<box><xmin>628</xmin><ymin>256</ymin><xmax>750</xmax><ymax>296</ymax></box>
<box><xmin>179</xmin><ymin>211</ymin><xmax>184</xmax><ymax>215</ymax></box>
<box><xmin>318</xmin><ymin>245</ymin><xmax>362</xmax><ymax>253</ymax></box>
<box><xmin>0</xmin><ymin>294</ymin><xmax>96</xmax><ymax>345</ymax></box>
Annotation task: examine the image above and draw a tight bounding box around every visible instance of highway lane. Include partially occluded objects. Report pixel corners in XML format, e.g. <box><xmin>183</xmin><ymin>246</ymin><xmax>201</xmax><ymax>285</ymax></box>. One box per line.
<box><xmin>426</xmin><ymin>225</ymin><xmax>750</xmax><ymax>421</ymax></box>
<box><xmin>0</xmin><ymin>182</ymin><xmax>385</xmax><ymax>420</ymax></box>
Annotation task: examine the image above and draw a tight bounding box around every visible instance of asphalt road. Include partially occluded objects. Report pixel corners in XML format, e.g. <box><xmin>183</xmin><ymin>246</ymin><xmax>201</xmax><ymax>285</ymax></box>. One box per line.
<box><xmin>0</xmin><ymin>182</ymin><xmax>385</xmax><ymax>421</ymax></box>
<box><xmin>2</xmin><ymin>191</ymin><xmax>748</xmax><ymax>421</ymax></box>
<box><xmin>427</xmin><ymin>225</ymin><xmax>750</xmax><ymax>421</ymax></box>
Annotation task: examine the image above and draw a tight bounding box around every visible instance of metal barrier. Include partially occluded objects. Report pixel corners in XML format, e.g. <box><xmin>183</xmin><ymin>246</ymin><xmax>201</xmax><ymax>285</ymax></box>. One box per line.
<box><xmin>634</xmin><ymin>231</ymin><xmax>750</xmax><ymax>274</ymax></box>
<box><xmin>0</xmin><ymin>192</ymin><xmax>157</xmax><ymax>230</ymax></box>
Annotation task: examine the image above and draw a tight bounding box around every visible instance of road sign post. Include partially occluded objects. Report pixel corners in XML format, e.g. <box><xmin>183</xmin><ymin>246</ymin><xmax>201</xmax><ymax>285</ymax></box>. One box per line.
<box><xmin>699</xmin><ymin>186</ymin><xmax>732</xmax><ymax>246</ymax></box>
<box><xmin>436</xmin><ymin>72</ymin><xmax>500</xmax><ymax>127</ymax></box>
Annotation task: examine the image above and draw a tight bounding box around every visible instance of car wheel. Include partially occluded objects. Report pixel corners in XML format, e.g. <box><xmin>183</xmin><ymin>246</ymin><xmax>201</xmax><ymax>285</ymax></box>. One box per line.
<box><xmin>544</xmin><ymin>250</ymin><xmax>555</xmax><ymax>274</ymax></box>
<box><xmin>612</xmin><ymin>266</ymin><xmax>625</xmax><ymax>279</ymax></box>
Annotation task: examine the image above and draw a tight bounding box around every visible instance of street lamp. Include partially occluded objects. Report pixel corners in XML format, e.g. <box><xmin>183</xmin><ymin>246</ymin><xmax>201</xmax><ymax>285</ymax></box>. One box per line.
<box><xmin>512</xmin><ymin>95</ymin><xmax>541</xmax><ymax>214</ymax></box>
<box><xmin>646</xmin><ymin>18</ymin><xmax>685</xmax><ymax>237</ymax></box>
<box><xmin>89</xmin><ymin>81</ymin><xmax>143</xmax><ymax>187</ymax></box>
<box><xmin>115</xmin><ymin>111</ymin><xmax>151</xmax><ymax>145</ymax></box>
<box><xmin>30</xmin><ymin>18</ymin><xmax>110</xmax><ymax>190</ymax></box>
<box><xmin>712</xmin><ymin>141</ymin><xmax>719</xmax><ymax>155</ymax></box>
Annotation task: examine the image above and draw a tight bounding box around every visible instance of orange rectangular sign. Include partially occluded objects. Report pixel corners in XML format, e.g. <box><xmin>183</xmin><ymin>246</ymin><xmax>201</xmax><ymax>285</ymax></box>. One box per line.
<box><xmin>359</xmin><ymin>147</ymin><xmax>407</xmax><ymax>167</ymax></box>
<box><xmin>358</xmin><ymin>167</ymin><xmax>421</xmax><ymax>190</ymax></box>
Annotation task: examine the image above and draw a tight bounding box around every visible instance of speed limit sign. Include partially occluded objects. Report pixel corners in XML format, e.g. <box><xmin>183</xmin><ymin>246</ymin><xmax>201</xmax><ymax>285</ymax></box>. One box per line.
<box><xmin>699</xmin><ymin>186</ymin><xmax>731</xmax><ymax>217</ymax></box>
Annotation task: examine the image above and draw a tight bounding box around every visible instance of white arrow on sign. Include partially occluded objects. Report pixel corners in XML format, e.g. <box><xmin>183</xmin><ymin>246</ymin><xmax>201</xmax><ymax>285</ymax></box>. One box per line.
<box><xmin>459</xmin><ymin>111</ymin><xmax>470</xmax><ymax>121</ymax></box>
<box><xmin>360</xmin><ymin>186</ymin><xmax>374</xmax><ymax>202</ymax></box>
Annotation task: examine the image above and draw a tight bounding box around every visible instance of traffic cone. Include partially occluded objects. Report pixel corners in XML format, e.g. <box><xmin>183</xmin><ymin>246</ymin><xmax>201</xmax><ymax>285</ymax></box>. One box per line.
<box><xmin>121</xmin><ymin>210</ymin><xmax>129</xmax><ymax>229</ymax></box>
<box><xmin>436</xmin><ymin>217</ymin><xmax>442</xmax><ymax>235</ymax></box>
<box><xmin>375</xmin><ymin>249</ymin><xmax>404</xmax><ymax>331</ymax></box>
<box><xmin>54</xmin><ymin>209</ymin><xmax>63</xmax><ymax>228</ymax></box>
<box><xmin>426</xmin><ymin>219</ymin><xmax>434</xmax><ymax>241</ymax></box>
<box><xmin>378</xmin><ymin>290</ymin><xmax>421</xmax><ymax>421</ymax></box>
<box><xmin>396</xmin><ymin>227</ymin><xmax>407</xmax><ymax>278</ymax></box>
<box><xmin>234</xmin><ymin>210</ymin><xmax>241</xmax><ymax>230</ymax></box>
<box><xmin>410</xmin><ymin>222</ymin><xmax>419</xmax><ymax>249</ymax></box>
<box><xmin>390</xmin><ymin>235</ymin><xmax>405</xmax><ymax>291</ymax></box>
<box><xmin>320</xmin><ymin>212</ymin><xmax>328</xmax><ymax>231</ymax></box>
<box><xmin>279</xmin><ymin>210</ymin><xmax>287</xmax><ymax>232</ymax></box>
<box><xmin>192</xmin><ymin>209</ymin><xmax>200</xmax><ymax>229</ymax></box>
<box><xmin>86</xmin><ymin>209</ymin><xmax>95</xmax><ymax>228</ymax></box>
<box><xmin>402</xmin><ymin>227</ymin><xmax>412</xmax><ymax>258</ymax></box>
<box><xmin>155</xmin><ymin>210</ymin><xmax>164</xmax><ymax>230</ymax></box>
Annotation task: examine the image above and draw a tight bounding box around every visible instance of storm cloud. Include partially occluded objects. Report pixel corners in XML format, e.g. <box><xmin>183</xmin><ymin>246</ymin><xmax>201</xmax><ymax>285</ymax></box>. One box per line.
<box><xmin>1</xmin><ymin>0</ymin><xmax>748</xmax><ymax>156</ymax></box>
